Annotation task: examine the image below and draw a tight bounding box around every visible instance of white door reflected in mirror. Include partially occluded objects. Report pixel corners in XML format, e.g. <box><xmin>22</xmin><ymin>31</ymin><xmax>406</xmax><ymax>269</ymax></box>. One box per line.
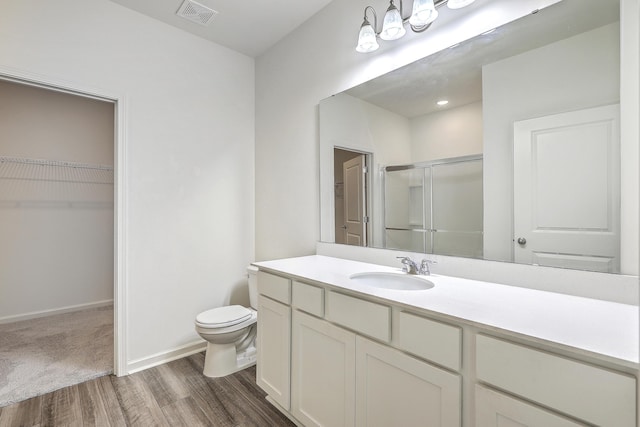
<box><xmin>513</xmin><ymin>104</ymin><xmax>620</xmax><ymax>273</ymax></box>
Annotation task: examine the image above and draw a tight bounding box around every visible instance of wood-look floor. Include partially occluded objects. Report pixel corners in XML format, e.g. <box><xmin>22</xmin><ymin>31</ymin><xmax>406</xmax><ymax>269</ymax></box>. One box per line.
<box><xmin>0</xmin><ymin>352</ymin><xmax>295</xmax><ymax>427</ymax></box>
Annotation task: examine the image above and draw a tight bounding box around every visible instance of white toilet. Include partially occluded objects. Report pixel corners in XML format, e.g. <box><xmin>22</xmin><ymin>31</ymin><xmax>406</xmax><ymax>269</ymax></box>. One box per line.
<box><xmin>195</xmin><ymin>266</ymin><xmax>259</xmax><ymax>378</ymax></box>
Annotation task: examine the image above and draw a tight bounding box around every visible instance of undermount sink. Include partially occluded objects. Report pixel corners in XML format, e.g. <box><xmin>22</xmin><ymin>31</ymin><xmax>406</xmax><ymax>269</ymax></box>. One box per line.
<box><xmin>349</xmin><ymin>272</ymin><xmax>435</xmax><ymax>291</ymax></box>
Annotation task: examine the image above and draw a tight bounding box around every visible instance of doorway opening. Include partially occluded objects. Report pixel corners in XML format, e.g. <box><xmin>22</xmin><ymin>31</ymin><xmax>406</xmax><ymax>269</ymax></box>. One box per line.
<box><xmin>0</xmin><ymin>72</ymin><xmax>124</xmax><ymax>404</ymax></box>
<box><xmin>334</xmin><ymin>147</ymin><xmax>372</xmax><ymax>247</ymax></box>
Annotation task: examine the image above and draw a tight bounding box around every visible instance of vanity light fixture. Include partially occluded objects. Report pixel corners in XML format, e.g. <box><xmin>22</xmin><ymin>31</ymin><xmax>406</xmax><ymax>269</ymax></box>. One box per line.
<box><xmin>356</xmin><ymin>0</ymin><xmax>476</xmax><ymax>53</ymax></box>
<box><xmin>356</xmin><ymin>7</ymin><xmax>380</xmax><ymax>53</ymax></box>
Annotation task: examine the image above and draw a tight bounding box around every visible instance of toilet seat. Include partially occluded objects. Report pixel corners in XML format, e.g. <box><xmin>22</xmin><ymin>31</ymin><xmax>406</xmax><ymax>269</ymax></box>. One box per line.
<box><xmin>195</xmin><ymin>306</ymin><xmax>257</xmax><ymax>335</ymax></box>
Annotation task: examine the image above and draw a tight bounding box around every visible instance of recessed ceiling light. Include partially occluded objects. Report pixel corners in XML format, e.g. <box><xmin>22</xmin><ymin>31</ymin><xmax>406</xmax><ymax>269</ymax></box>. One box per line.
<box><xmin>436</xmin><ymin>100</ymin><xmax>449</xmax><ymax>106</ymax></box>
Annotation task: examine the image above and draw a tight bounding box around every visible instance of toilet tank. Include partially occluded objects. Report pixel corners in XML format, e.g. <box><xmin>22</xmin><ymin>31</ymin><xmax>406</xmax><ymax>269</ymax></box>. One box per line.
<box><xmin>247</xmin><ymin>265</ymin><xmax>259</xmax><ymax>309</ymax></box>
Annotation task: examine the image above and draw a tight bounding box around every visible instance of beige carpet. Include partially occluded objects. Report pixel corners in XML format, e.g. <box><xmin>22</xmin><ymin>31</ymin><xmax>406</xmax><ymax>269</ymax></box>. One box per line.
<box><xmin>0</xmin><ymin>305</ymin><xmax>113</xmax><ymax>407</ymax></box>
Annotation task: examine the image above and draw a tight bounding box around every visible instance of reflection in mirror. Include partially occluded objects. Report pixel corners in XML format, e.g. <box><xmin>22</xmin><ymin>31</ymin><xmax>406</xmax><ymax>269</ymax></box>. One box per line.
<box><xmin>334</xmin><ymin>148</ymin><xmax>372</xmax><ymax>247</ymax></box>
<box><xmin>319</xmin><ymin>0</ymin><xmax>631</xmax><ymax>274</ymax></box>
<box><xmin>384</xmin><ymin>156</ymin><xmax>482</xmax><ymax>258</ymax></box>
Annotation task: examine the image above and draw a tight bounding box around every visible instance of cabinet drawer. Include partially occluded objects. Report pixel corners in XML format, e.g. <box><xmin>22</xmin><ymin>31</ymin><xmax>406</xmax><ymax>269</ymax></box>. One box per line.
<box><xmin>475</xmin><ymin>385</ymin><xmax>584</xmax><ymax>427</ymax></box>
<box><xmin>476</xmin><ymin>335</ymin><xmax>636</xmax><ymax>427</ymax></box>
<box><xmin>292</xmin><ymin>281</ymin><xmax>324</xmax><ymax>317</ymax></box>
<box><xmin>327</xmin><ymin>291</ymin><xmax>390</xmax><ymax>342</ymax></box>
<box><xmin>397</xmin><ymin>311</ymin><xmax>461</xmax><ymax>371</ymax></box>
<box><xmin>257</xmin><ymin>271</ymin><xmax>291</xmax><ymax>304</ymax></box>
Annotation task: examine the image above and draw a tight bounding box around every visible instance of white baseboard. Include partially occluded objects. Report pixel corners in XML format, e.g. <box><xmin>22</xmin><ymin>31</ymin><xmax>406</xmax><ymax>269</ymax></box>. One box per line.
<box><xmin>126</xmin><ymin>340</ymin><xmax>207</xmax><ymax>375</ymax></box>
<box><xmin>0</xmin><ymin>299</ymin><xmax>114</xmax><ymax>324</ymax></box>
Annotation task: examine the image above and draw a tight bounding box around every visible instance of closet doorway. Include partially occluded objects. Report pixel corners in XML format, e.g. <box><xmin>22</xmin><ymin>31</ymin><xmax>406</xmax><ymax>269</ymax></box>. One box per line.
<box><xmin>0</xmin><ymin>78</ymin><xmax>118</xmax><ymax>405</ymax></box>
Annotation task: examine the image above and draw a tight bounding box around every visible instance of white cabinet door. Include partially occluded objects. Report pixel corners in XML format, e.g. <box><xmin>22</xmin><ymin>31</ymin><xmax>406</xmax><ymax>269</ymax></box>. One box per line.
<box><xmin>355</xmin><ymin>336</ymin><xmax>461</xmax><ymax>427</ymax></box>
<box><xmin>475</xmin><ymin>385</ymin><xmax>585</xmax><ymax>427</ymax></box>
<box><xmin>291</xmin><ymin>310</ymin><xmax>356</xmax><ymax>427</ymax></box>
<box><xmin>256</xmin><ymin>295</ymin><xmax>291</xmax><ymax>410</ymax></box>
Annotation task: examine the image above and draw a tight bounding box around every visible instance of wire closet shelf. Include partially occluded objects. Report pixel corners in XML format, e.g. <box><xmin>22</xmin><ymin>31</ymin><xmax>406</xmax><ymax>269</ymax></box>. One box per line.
<box><xmin>0</xmin><ymin>156</ymin><xmax>113</xmax><ymax>185</ymax></box>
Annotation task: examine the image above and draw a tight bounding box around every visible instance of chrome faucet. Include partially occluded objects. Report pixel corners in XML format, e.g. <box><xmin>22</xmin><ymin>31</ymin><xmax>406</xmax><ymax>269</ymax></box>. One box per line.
<box><xmin>397</xmin><ymin>256</ymin><xmax>419</xmax><ymax>274</ymax></box>
<box><xmin>397</xmin><ymin>256</ymin><xmax>436</xmax><ymax>275</ymax></box>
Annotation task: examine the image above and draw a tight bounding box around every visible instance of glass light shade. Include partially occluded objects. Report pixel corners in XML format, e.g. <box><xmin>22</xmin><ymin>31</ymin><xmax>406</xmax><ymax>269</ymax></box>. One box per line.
<box><xmin>380</xmin><ymin>3</ymin><xmax>406</xmax><ymax>41</ymax></box>
<box><xmin>356</xmin><ymin>22</ymin><xmax>379</xmax><ymax>53</ymax></box>
<box><xmin>409</xmin><ymin>0</ymin><xmax>438</xmax><ymax>27</ymax></box>
<box><xmin>447</xmin><ymin>0</ymin><xmax>476</xmax><ymax>9</ymax></box>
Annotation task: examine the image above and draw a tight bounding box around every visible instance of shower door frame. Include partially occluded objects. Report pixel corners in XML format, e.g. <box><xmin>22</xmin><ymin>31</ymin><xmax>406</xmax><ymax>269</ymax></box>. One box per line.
<box><xmin>382</xmin><ymin>154</ymin><xmax>483</xmax><ymax>254</ymax></box>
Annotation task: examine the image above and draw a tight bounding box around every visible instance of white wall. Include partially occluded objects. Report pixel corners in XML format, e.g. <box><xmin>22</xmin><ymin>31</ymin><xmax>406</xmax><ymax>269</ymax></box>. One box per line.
<box><xmin>410</xmin><ymin>101</ymin><xmax>483</xmax><ymax>162</ymax></box>
<box><xmin>0</xmin><ymin>0</ymin><xmax>254</xmax><ymax>368</ymax></box>
<box><xmin>256</xmin><ymin>0</ymin><xmax>561</xmax><ymax>261</ymax></box>
<box><xmin>482</xmin><ymin>23</ymin><xmax>626</xmax><ymax>266</ymax></box>
<box><xmin>619</xmin><ymin>0</ymin><xmax>640</xmax><ymax>278</ymax></box>
<box><xmin>0</xmin><ymin>80</ymin><xmax>114</xmax><ymax>321</ymax></box>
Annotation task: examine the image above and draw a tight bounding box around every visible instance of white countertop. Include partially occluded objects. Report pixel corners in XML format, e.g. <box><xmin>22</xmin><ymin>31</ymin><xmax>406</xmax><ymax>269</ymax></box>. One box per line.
<box><xmin>254</xmin><ymin>255</ymin><xmax>639</xmax><ymax>367</ymax></box>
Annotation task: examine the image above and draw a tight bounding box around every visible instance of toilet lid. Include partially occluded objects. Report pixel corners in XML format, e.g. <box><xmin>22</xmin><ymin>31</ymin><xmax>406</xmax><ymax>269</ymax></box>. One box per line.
<box><xmin>196</xmin><ymin>305</ymin><xmax>252</xmax><ymax>328</ymax></box>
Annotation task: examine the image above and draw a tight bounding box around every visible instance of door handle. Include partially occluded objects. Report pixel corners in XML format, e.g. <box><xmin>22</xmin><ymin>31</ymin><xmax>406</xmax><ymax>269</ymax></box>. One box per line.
<box><xmin>517</xmin><ymin>237</ymin><xmax>526</xmax><ymax>245</ymax></box>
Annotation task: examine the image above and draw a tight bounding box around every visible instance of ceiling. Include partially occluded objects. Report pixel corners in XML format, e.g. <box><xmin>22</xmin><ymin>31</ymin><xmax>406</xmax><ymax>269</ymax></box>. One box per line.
<box><xmin>108</xmin><ymin>0</ymin><xmax>334</xmax><ymax>57</ymax></box>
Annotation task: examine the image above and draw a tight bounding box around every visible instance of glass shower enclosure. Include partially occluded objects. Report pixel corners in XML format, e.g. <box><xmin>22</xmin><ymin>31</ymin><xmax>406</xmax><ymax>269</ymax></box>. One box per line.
<box><xmin>383</xmin><ymin>155</ymin><xmax>483</xmax><ymax>258</ymax></box>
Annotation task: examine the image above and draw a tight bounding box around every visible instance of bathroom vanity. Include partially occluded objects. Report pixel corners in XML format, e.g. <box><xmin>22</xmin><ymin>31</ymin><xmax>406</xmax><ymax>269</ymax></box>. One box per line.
<box><xmin>253</xmin><ymin>255</ymin><xmax>638</xmax><ymax>427</ymax></box>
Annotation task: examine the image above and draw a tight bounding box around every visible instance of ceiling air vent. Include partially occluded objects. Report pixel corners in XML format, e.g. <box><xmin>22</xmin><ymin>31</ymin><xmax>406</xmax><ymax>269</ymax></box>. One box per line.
<box><xmin>176</xmin><ymin>0</ymin><xmax>218</xmax><ymax>26</ymax></box>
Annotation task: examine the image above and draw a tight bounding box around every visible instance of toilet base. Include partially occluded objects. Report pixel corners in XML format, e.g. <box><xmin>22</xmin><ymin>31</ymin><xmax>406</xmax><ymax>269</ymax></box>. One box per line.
<box><xmin>202</xmin><ymin>341</ymin><xmax>257</xmax><ymax>378</ymax></box>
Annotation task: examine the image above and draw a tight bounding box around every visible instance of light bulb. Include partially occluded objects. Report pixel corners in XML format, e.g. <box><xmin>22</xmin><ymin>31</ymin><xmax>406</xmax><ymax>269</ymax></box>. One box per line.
<box><xmin>380</xmin><ymin>1</ymin><xmax>406</xmax><ymax>41</ymax></box>
<box><xmin>409</xmin><ymin>0</ymin><xmax>438</xmax><ymax>27</ymax></box>
<box><xmin>356</xmin><ymin>20</ymin><xmax>379</xmax><ymax>53</ymax></box>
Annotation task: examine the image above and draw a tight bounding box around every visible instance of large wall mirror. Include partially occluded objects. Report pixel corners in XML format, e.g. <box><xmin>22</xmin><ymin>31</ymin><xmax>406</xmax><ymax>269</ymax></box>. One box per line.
<box><xmin>319</xmin><ymin>0</ymin><xmax>636</xmax><ymax>275</ymax></box>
